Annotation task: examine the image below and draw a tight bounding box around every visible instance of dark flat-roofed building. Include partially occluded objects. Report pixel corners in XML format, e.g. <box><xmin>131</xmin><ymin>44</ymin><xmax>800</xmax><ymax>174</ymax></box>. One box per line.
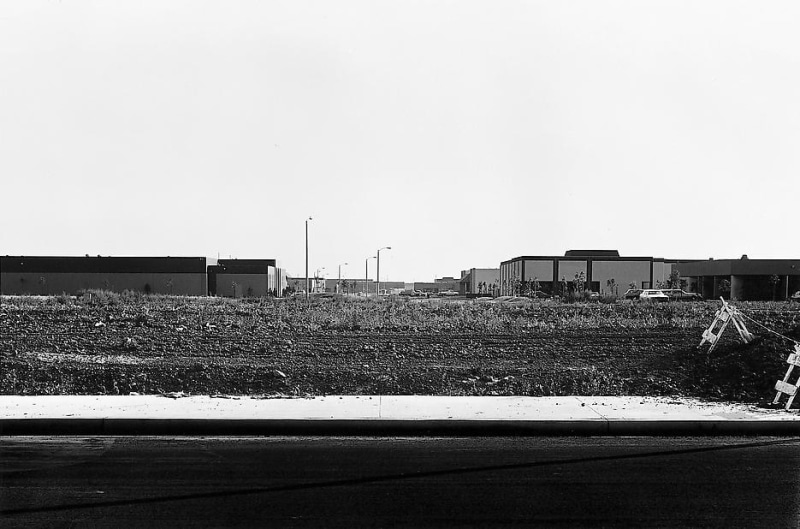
<box><xmin>500</xmin><ymin>250</ymin><xmax>690</xmax><ymax>297</ymax></box>
<box><xmin>0</xmin><ymin>256</ymin><xmax>207</xmax><ymax>296</ymax></box>
<box><xmin>676</xmin><ymin>256</ymin><xmax>800</xmax><ymax>301</ymax></box>
<box><xmin>207</xmin><ymin>258</ymin><xmax>286</xmax><ymax>297</ymax></box>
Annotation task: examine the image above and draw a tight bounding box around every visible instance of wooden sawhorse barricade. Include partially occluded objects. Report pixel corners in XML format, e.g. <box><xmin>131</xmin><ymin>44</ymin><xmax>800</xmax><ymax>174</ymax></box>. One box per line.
<box><xmin>774</xmin><ymin>344</ymin><xmax>800</xmax><ymax>410</ymax></box>
<box><xmin>698</xmin><ymin>298</ymin><xmax>754</xmax><ymax>354</ymax></box>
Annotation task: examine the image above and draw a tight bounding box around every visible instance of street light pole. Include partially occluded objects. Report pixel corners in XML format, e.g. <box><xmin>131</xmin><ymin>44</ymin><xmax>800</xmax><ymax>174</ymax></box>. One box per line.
<box><xmin>365</xmin><ymin>256</ymin><xmax>376</xmax><ymax>297</ymax></box>
<box><xmin>376</xmin><ymin>246</ymin><xmax>391</xmax><ymax>297</ymax></box>
<box><xmin>305</xmin><ymin>217</ymin><xmax>312</xmax><ymax>298</ymax></box>
<box><xmin>338</xmin><ymin>262</ymin><xmax>348</xmax><ymax>294</ymax></box>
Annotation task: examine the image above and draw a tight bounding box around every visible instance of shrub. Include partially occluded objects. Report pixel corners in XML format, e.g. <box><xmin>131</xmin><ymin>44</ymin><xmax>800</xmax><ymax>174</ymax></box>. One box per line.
<box><xmin>78</xmin><ymin>289</ymin><xmax>121</xmax><ymax>306</ymax></box>
<box><xmin>55</xmin><ymin>292</ymin><xmax>73</xmax><ymax>305</ymax></box>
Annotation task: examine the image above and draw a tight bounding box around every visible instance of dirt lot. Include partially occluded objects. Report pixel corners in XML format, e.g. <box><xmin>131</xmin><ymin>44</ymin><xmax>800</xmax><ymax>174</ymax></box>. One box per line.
<box><xmin>2</xmin><ymin>294</ymin><xmax>799</xmax><ymax>405</ymax></box>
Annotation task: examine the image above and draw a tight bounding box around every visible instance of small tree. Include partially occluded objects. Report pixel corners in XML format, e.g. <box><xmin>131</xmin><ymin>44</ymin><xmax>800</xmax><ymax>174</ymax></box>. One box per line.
<box><xmin>769</xmin><ymin>274</ymin><xmax>780</xmax><ymax>301</ymax></box>
<box><xmin>532</xmin><ymin>277</ymin><xmax>540</xmax><ymax>296</ymax></box>
<box><xmin>574</xmin><ymin>272</ymin><xmax>585</xmax><ymax>293</ymax></box>
<box><xmin>718</xmin><ymin>279</ymin><xmax>731</xmax><ymax>298</ymax></box>
<box><xmin>667</xmin><ymin>270</ymin><xmax>681</xmax><ymax>289</ymax></box>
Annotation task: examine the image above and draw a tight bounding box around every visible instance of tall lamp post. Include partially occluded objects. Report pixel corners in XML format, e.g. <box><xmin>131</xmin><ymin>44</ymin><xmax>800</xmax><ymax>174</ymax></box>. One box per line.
<box><xmin>365</xmin><ymin>256</ymin><xmax>376</xmax><ymax>297</ymax></box>
<box><xmin>338</xmin><ymin>262</ymin><xmax>348</xmax><ymax>294</ymax></box>
<box><xmin>305</xmin><ymin>216</ymin><xmax>313</xmax><ymax>298</ymax></box>
<box><xmin>376</xmin><ymin>246</ymin><xmax>391</xmax><ymax>297</ymax></box>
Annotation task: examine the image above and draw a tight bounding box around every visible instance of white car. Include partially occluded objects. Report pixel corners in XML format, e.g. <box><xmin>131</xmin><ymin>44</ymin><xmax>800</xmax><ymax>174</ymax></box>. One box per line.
<box><xmin>639</xmin><ymin>289</ymin><xmax>669</xmax><ymax>302</ymax></box>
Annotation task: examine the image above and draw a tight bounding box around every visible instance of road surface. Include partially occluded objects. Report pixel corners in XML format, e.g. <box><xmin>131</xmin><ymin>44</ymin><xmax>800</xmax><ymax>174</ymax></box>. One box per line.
<box><xmin>2</xmin><ymin>436</ymin><xmax>800</xmax><ymax>527</ymax></box>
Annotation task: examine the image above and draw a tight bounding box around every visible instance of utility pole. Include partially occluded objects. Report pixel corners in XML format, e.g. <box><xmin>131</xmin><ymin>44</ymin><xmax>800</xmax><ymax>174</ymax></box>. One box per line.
<box><xmin>376</xmin><ymin>246</ymin><xmax>391</xmax><ymax>297</ymax></box>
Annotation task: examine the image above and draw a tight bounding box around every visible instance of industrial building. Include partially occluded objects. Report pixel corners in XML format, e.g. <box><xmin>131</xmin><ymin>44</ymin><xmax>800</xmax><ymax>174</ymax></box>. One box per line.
<box><xmin>320</xmin><ymin>278</ymin><xmax>404</xmax><ymax>295</ymax></box>
<box><xmin>413</xmin><ymin>276</ymin><xmax>461</xmax><ymax>294</ymax></box>
<box><xmin>459</xmin><ymin>268</ymin><xmax>500</xmax><ymax>296</ymax></box>
<box><xmin>676</xmin><ymin>257</ymin><xmax>800</xmax><ymax>301</ymax></box>
<box><xmin>0</xmin><ymin>256</ymin><xmax>208</xmax><ymax>296</ymax></box>
<box><xmin>1</xmin><ymin>256</ymin><xmax>288</xmax><ymax>298</ymax></box>
<box><xmin>207</xmin><ymin>259</ymin><xmax>286</xmax><ymax>298</ymax></box>
<box><xmin>282</xmin><ymin>277</ymin><xmax>405</xmax><ymax>295</ymax></box>
<box><xmin>499</xmin><ymin>250</ymin><xmax>686</xmax><ymax>297</ymax></box>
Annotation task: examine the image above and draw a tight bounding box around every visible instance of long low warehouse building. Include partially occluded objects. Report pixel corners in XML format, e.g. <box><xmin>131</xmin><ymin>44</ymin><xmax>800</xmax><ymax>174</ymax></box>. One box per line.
<box><xmin>676</xmin><ymin>257</ymin><xmax>800</xmax><ymax>301</ymax></box>
<box><xmin>0</xmin><ymin>256</ymin><xmax>208</xmax><ymax>296</ymax></box>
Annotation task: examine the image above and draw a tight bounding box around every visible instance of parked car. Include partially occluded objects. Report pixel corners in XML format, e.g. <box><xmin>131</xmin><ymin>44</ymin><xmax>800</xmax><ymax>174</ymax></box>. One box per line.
<box><xmin>439</xmin><ymin>290</ymin><xmax>459</xmax><ymax>297</ymax></box>
<box><xmin>639</xmin><ymin>289</ymin><xmax>670</xmax><ymax>302</ymax></box>
<box><xmin>662</xmin><ymin>289</ymin><xmax>703</xmax><ymax>301</ymax></box>
<box><xmin>791</xmin><ymin>291</ymin><xmax>800</xmax><ymax>302</ymax></box>
<box><xmin>623</xmin><ymin>288</ymin><xmax>643</xmax><ymax>300</ymax></box>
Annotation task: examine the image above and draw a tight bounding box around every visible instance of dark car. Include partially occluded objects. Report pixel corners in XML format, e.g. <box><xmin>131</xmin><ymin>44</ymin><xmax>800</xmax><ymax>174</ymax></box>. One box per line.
<box><xmin>623</xmin><ymin>288</ymin><xmax>643</xmax><ymax>300</ymax></box>
<box><xmin>662</xmin><ymin>289</ymin><xmax>703</xmax><ymax>301</ymax></box>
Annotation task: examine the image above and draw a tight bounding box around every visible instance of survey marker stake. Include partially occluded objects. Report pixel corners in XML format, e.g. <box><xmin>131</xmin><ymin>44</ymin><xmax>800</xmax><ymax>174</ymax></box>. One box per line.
<box><xmin>774</xmin><ymin>344</ymin><xmax>800</xmax><ymax>410</ymax></box>
<box><xmin>698</xmin><ymin>298</ymin><xmax>754</xmax><ymax>354</ymax></box>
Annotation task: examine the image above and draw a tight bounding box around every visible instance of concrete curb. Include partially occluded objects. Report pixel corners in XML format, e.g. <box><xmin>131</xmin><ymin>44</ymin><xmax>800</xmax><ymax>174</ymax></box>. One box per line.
<box><xmin>3</xmin><ymin>395</ymin><xmax>800</xmax><ymax>436</ymax></box>
<box><xmin>3</xmin><ymin>418</ymin><xmax>800</xmax><ymax>437</ymax></box>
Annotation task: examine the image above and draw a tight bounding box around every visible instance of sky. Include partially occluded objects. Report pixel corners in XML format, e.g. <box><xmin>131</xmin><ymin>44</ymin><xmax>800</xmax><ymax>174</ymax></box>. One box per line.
<box><xmin>2</xmin><ymin>1</ymin><xmax>799</xmax><ymax>282</ymax></box>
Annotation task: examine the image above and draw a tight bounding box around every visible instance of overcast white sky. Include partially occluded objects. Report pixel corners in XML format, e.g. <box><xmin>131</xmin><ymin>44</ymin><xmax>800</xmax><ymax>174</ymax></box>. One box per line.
<box><xmin>1</xmin><ymin>1</ymin><xmax>798</xmax><ymax>282</ymax></box>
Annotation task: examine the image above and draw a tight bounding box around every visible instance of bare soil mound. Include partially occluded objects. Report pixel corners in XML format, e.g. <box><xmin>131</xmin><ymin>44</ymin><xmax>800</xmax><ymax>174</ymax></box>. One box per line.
<box><xmin>2</xmin><ymin>294</ymin><xmax>798</xmax><ymax>405</ymax></box>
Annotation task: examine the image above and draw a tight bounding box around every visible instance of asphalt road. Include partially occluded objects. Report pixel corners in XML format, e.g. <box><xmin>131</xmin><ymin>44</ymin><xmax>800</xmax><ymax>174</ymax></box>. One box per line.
<box><xmin>2</xmin><ymin>436</ymin><xmax>800</xmax><ymax>528</ymax></box>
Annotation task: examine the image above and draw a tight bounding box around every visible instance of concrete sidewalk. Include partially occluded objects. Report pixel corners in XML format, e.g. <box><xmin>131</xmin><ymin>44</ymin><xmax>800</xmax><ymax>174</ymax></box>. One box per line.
<box><xmin>2</xmin><ymin>395</ymin><xmax>799</xmax><ymax>436</ymax></box>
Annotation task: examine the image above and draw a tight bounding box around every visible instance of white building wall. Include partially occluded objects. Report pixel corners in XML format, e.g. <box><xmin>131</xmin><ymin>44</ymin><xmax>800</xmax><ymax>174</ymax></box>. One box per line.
<box><xmin>652</xmin><ymin>261</ymin><xmax>676</xmax><ymax>288</ymax></box>
<box><xmin>467</xmin><ymin>268</ymin><xmax>500</xmax><ymax>294</ymax></box>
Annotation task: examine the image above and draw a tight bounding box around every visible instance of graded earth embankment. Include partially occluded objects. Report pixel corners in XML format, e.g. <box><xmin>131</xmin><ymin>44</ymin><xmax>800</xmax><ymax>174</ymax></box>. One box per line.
<box><xmin>2</xmin><ymin>294</ymin><xmax>798</xmax><ymax>404</ymax></box>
